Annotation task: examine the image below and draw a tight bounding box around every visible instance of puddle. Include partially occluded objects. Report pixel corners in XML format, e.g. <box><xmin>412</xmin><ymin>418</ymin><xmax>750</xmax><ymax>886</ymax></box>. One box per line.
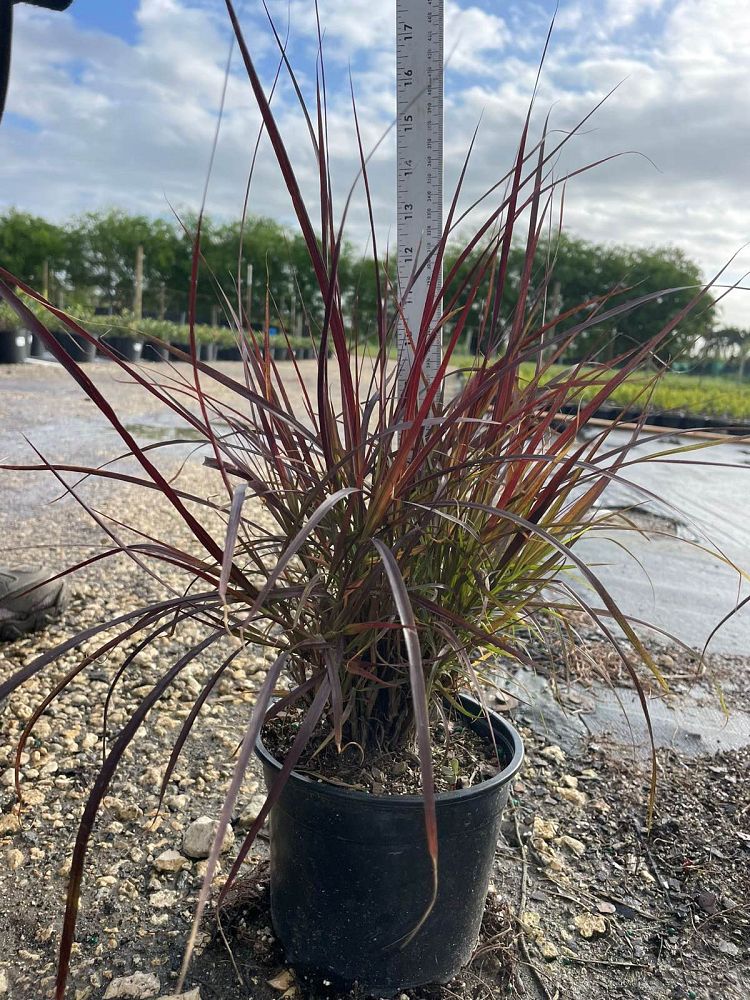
<box><xmin>124</xmin><ymin>422</ymin><xmax>206</xmax><ymax>442</ymax></box>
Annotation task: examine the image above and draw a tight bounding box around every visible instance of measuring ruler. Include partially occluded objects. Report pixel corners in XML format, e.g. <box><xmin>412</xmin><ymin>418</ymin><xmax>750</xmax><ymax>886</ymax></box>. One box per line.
<box><xmin>396</xmin><ymin>0</ymin><xmax>444</xmax><ymax>398</ymax></box>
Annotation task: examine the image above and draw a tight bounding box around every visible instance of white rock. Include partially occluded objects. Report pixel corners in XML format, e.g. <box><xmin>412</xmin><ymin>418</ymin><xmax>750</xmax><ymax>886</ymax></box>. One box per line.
<box><xmin>103</xmin><ymin>972</ymin><xmax>160</xmax><ymax>999</ymax></box>
<box><xmin>237</xmin><ymin>794</ymin><xmax>268</xmax><ymax>831</ymax></box>
<box><xmin>5</xmin><ymin>848</ymin><xmax>24</xmax><ymax>871</ymax></box>
<box><xmin>182</xmin><ymin>816</ymin><xmax>234</xmax><ymax>860</ymax></box>
<box><xmin>0</xmin><ymin>969</ymin><xmax>8</xmax><ymax>995</ymax></box>
<box><xmin>149</xmin><ymin>889</ymin><xmax>178</xmax><ymax>908</ymax></box>
<box><xmin>153</xmin><ymin>850</ymin><xmax>186</xmax><ymax>873</ymax></box>
<box><xmin>157</xmin><ymin>989</ymin><xmax>201</xmax><ymax>1000</ymax></box>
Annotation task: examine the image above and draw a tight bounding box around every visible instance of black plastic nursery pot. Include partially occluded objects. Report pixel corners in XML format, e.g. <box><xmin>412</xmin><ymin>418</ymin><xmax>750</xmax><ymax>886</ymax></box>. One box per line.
<box><xmin>142</xmin><ymin>342</ymin><xmax>169</xmax><ymax>362</ymax></box>
<box><xmin>273</xmin><ymin>345</ymin><xmax>288</xmax><ymax>361</ymax></box>
<box><xmin>49</xmin><ymin>328</ymin><xmax>97</xmax><ymax>363</ymax></box>
<box><xmin>200</xmin><ymin>342</ymin><xmax>219</xmax><ymax>362</ymax></box>
<box><xmin>0</xmin><ymin>328</ymin><xmax>29</xmax><ymax>363</ymax></box>
<box><xmin>256</xmin><ymin>696</ymin><xmax>524</xmax><ymax>996</ymax></box>
<box><xmin>217</xmin><ymin>344</ymin><xmax>242</xmax><ymax>361</ymax></box>
<box><xmin>29</xmin><ymin>331</ymin><xmax>47</xmax><ymax>359</ymax></box>
<box><xmin>101</xmin><ymin>335</ymin><xmax>143</xmax><ymax>362</ymax></box>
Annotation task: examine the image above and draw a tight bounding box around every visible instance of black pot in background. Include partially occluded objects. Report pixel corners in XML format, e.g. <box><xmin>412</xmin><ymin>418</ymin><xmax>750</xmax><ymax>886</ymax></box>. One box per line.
<box><xmin>217</xmin><ymin>344</ymin><xmax>242</xmax><ymax>361</ymax></box>
<box><xmin>29</xmin><ymin>331</ymin><xmax>48</xmax><ymax>359</ymax></box>
<box><xmin>273</xmin><ymin>345</ymin><xmax>288</xmax><ymax>361</ymax></box>
<box><xmin>101</xmin><ymin>336</ymin><xmax>143</xmax><ymax>362</ymax></box>
<box><xmin>142</xmin><ymin>342</ymin><xmax>169</xmax><ymax>362</ymax></box>
<box><xmin>0</xmin><ymin>328</ymin><xmax>29</xmax><ymax>364</ymax></box>
<box><xmin>256</xmin><ymin>696</ymin><xmax>524</xmax><ymax>996</ymax></box>
<box><xmin>200</xmin><ymin>342</ymin><xmax>218</xmax><ymax>362</ymax></box>
<box><xmin>49</xmin><ymin>329</ymin><xmax>97</xmax><ymax>363</ymax></box>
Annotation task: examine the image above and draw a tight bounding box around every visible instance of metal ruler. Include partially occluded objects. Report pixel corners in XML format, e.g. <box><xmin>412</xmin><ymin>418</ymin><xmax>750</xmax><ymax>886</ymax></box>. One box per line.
<box><xmin>396</xmin><ymin>0</ymin><xmax>444</xmax><ymax>397</ymax></box>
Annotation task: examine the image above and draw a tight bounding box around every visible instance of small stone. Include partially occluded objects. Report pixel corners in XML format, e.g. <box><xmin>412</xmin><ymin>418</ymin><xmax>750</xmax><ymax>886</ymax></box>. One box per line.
<box><xmin>715</xmin><ymin>938</ymin><xmax>740</xmax><ymax>958</ymax></box>
<box><xmin>595</xmin><ymin>901</ymin><xmax>616</xmax><ymax>915</ymax></box>
<box><xmin>574</xmin><ymin>913</ymin><xmax>607</xmax><ymax>938</ymax></box>
<box><xmin>108</xmin><ymin>799</ymin><xmax>143</xmax><ymax>823</ymax></box>
<box><xmin>182</xmin><ymin>816</ymin><xmax>234</xmax><ymax>859</ymax></box>
<box><xmin>103</xmin><ymin>972</ymin><xmax>160</xmax><ymax>999</ymax></box>
<box><xmin>0</xmin><ymin>813</ymin><xmax>21</xmax><ymax>836</ymax></box>
<box><xmin>153</xmin><ymin>850</ymin><xmax>186</xmax><ymax>873</ymax></box>
<box><xmin>0</xmin><ymin>969</ymin><xmax>8</xmax><ymax>995</ymax></box>
<box><xmin>236</xmin><ymin>795</ymin><xmax>268</xmax><ymax>831</ymax></box>
<box><xmin>539</xmin><ymin>938</ymin><xmax>559</xmax><ymax>959</ymax></box>
<box><xmin>532</xmin><ymin>817</ymin><xmax>558</xmax><ymax>841</ymax></box>
<box><xmin>157</xmin><ymin>990</ymin><xmax>201</xmax><ymax>1000</ymax></box>
<box><xmin>556</xmin><ymin>835</ymin><xmax>586</xmax><ymax>858</ymax></box>
<box><xmin>557</xmin><ymin>786</ymin><xmax>587</xmax><ymax>808</ymax></box>
<box><xmin>540</xmin><ymin>745</ymin><xmax>566</xmax><ymax>765</ymax></box>
<box><xmin>695</xmin><ymin>890</ymin><xmax>719</xmax><ymax>915</ymax></box>
<box><xmin>5</xmin><ymin>848</ymin><xmax>24</xmax><ymax>871</ymax></box>
<box><xmin>149</xmin><ymin>889</ymin><xmax>178</xmax><ymax>908</ymax></box>
<box><xmin>267</xmin><ymin>970</ymin><xmax>295</xmax><ymax>991</ymax></box>
<box><xmin>560</xmin><ymin>774</ymin><xmax>578</xmax><ymax>789</ymax></box>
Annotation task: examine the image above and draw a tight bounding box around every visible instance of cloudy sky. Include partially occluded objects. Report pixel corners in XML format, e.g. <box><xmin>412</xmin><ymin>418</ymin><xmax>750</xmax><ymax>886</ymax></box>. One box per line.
<box><xmin>2</xmin><ymin>0</ymin><xmax>749</xmax><ymax>326</ymax></box>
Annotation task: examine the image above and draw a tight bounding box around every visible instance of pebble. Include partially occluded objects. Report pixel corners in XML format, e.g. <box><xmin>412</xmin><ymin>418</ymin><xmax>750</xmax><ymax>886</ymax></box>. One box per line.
<box><xmin>149</xmin><ymin>890</ymin><xmax>178</xmax><ymax>909</ymax></box>
<box><xmin>103</xmin><ymin>972</ymin><xmax>161</xmax><ymax>999</ymax></box>
<box><xmin>5</xmin><ymin>849</ymin><xmax>24</xmax><ymax>871</ymax></box>
<box><xmin>153</xmin><ymin>850</ymin><xmax>187</xmax><ymax>873</ymax></box>
<box><xmin>532</xmin><ymin>817</ymin><xmax>557</xmax><ymax>841</ymax></box>
<box><xmin>182</xmin><ymin>816</ymin><xmax>234</xmax><ymax>859</ymax></box>
<box><xmin>0</xmin><ymin>969</ymin><xmax>7</xmax><ymax>995</ymax></box>
<box><xmin>540</xmin><ymin>745</ymin><xmax>566</xmax><ymax>764</ymax></box>
<box><xmin>236</xmin><ymin>796</ymin><xmax>268</xmax><ymax>831</ymax></box>
<box><xmin>0</xmin><ymin>814</ymin><xmax>21</xmax><ymax>836</ymax></box>
<box><xmin>574</xmin><ymin>912</ymin><xmax>607</xmax><ymax>938</ymax></box>
<box><xmin>557</xmin><ymin>786</ymin><xmax>588</xmax><ymax>808</ymax></box>
<box><xmin>556</xmin><ymin>834</ymin><xmax>586</xmax><ymax>858</ymax></box>
<box><xmin>157</xmin><ymin>990</ymin><xmax>201</xmax><ymax>1000</ymax></box>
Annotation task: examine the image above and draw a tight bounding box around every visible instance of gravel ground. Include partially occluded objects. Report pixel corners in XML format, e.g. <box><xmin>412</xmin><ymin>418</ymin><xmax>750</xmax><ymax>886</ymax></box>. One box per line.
<box><xmin>1</xmin><ymin>362</ymin><xmax>748</xmax><ymax>1000</ymax></box>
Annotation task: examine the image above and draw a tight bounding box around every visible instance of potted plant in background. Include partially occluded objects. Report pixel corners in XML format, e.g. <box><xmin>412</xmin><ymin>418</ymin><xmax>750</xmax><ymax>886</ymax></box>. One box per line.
<box><xmin>0</xmin><ymin>3</ymin><xmax>740</xmax><ymax>999</ymax></box>
<box><xmin>138</xmin><ymin>317</ymin><xmax>172</xmax><ymax>361</ymax></box>
<box><xmin>97</xmin><ymin>311</ymin><xmax>144</xmax><ymax>363</ymax></box>
<box><xmin>0</xmin><ymin>301</ymin><xmax>29</xmax><ymax>363</ymax></box>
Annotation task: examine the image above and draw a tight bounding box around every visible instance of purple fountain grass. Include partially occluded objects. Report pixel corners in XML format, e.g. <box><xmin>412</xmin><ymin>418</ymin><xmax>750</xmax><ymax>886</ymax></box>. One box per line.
<box><xmin>0</xmin><ymin>2</ymin><xmax>745</xmax><ymax>996</ymax></box>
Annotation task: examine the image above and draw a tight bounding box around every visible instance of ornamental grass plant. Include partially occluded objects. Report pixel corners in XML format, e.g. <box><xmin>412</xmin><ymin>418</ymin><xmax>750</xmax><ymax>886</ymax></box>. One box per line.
<box><xmin>0</xmin><ymin>3</ymin><xmax>745</xmax><ymax>996</ymax></box>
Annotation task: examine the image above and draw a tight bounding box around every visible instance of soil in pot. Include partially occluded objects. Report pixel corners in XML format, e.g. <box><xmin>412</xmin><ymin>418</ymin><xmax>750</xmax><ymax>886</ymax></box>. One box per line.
<box><xmin>256</xmin><ymin>695</ymin><xmax>523</xmax><ymax>996</ymax></box>
<box><xmin>0</xmin><ymin>329</ymin><xmax>29</xmax><ymax>364</ymax></box>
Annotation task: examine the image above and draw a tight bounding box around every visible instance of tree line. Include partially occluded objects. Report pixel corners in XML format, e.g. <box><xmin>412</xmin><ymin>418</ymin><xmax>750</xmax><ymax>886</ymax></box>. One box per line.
<box><xmin>0</xmin><ymin>207</ymin><xmax>743</xmax><ymax>367</ymax></box>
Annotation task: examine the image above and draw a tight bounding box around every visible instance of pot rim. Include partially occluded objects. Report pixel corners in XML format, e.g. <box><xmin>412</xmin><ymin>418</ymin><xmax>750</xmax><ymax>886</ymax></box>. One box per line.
<box><xmin>255</xmin><ymin>694</ymin><xmax>524</xmax><ymax>807</ymax></box>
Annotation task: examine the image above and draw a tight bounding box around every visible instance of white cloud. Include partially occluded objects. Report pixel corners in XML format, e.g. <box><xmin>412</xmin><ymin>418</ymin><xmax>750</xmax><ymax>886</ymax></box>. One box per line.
<box><xmin>0</xmin><ymin>0</ymin><xmax>749</xmax><ymax>327</ymax></box>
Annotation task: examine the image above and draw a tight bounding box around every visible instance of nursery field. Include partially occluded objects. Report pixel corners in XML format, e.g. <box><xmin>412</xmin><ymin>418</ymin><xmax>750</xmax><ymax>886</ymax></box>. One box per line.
<box><xmin>0</xmin><ymin>362</ymin><xmax>748</xmax><ymax>1000</ymax></box>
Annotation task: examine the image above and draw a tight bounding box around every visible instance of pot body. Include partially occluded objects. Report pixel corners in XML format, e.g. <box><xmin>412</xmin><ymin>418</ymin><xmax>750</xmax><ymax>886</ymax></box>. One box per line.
<box><xmin>217</xmin><ymin>344</ymin><xmax>242</xmax><ymax>361</ymax></box>
<box><xmin>273</xmin><ymin>345</ymin><xmax>288</xmax><ymax>361</ymax></box>
<box><xmin>142</xmin><ymin>342</ymin><xmax>169</xmax><ymax>362</ymax></box>
<box><xmin>102</xmin><ymin>335</ymin><xmax>143</xmax><ymax>362</ymax></box>
<box><xmin>256</xmin><ymin>696</ymin><xmax>523</xmax><ymax>996</ymax></box>
<box><xmin>200</xmin><ymin>342</ymin><xmax>218</xmax><ymax>362</ymax></box>
<box><xmin>49</xmin><ymin>329</ymin><xmax>96</xmax><ymax>362</ymax></box>
<box><xmin>0</xmin><ymin>329</ymin><xmax>29</xmax><ymax>364</ymax></box>
<box><xmin>29</xmin><ymin>332</ymin><xmax>47</xmax><ymax>359</ymax></box>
